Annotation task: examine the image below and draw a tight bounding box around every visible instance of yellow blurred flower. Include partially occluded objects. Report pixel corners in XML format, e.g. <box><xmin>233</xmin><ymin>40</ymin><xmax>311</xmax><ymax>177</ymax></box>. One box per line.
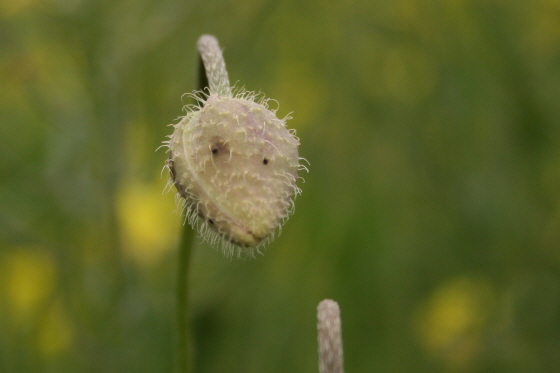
<box><xmin>117</xmin><ymin>179</ymin><xmax>180</xmax><ymax>267</ymax></box>
<box><xmin>1</xmin><ymin>248</ymin><xmax>56</xmax><ymax>325</ymax></box>
<box><xmin>415</xmin><ymin>276</ymin><xmax>495</xmax><ymax>368</ymax></box>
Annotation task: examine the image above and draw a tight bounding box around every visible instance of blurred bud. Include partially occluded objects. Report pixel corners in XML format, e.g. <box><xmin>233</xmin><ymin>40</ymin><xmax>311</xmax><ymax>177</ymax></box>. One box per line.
<box><xmin>317</xmin><ymin>299</ymin><xmax>345</xmax><ymax>373</ymax></box>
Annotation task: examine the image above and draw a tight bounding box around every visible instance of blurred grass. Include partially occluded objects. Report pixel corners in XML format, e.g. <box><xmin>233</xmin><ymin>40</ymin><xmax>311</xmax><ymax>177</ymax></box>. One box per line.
<box><xmin>1</xmin><ymin>0</ymin><xmax>560</xmax><ymax>372</ymax></box>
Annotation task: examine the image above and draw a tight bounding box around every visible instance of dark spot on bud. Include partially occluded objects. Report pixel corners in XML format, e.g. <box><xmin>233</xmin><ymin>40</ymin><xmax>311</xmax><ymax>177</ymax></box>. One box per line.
<box><xmin>263</xmin><ymin>158</ymin><xmax>269</xmax><ymax>165</ymax></box>
<box><xmin>208</xmin><ymin>219</ymin><xmax>214</xmax><ymax>225</ymax></box>
<box><xmin>210</xmin><ymin>138</ymin><xmax>228</xmax><ymax>156</ymax></box>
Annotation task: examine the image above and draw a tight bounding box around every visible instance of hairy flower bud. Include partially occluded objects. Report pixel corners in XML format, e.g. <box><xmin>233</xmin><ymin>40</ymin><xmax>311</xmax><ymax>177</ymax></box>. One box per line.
<box><xmin>163</xmin><ymin>35</ymin><xmax>306</xmax><ymax>256</ymax></box>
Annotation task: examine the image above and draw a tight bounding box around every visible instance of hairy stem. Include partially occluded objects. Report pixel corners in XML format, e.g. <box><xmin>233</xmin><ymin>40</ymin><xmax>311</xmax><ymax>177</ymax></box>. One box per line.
<box><xmin>317</xmin><ymin>299</ymin><xmax>345</xmax><ymax>373</ymax></box>
<box><xmin>197</xmin><ymin>35</ymin><xmax>232</xmax><ymax>97</ymax></box>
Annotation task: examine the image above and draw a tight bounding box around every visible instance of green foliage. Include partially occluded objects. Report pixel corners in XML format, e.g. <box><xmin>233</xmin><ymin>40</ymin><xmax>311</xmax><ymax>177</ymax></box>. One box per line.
<box><xmin>1</xmin><ymin>0</ymin><xmax>560</xmax><ymax>372</ymax></box>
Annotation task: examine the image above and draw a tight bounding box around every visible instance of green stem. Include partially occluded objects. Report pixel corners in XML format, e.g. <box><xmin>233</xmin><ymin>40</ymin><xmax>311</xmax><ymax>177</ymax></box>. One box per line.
<box><xmin>177</xmin><ymin>224</ymin><xmax>193</xmax><ymax>373</ymax></box>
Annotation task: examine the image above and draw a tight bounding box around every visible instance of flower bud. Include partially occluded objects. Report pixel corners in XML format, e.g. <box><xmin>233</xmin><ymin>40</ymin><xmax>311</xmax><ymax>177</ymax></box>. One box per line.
<box><xmin>166</xmin><ymin>91</ymin><xmax>303</xmax><ymax>256</ymax></box>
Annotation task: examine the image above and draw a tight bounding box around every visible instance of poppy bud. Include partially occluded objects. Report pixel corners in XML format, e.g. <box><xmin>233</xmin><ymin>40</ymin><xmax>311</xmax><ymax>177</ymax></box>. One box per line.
<box><xmin>163</xmin><ymin>35</ymin><xmax>305</xmax><ymax>256</ymax></box>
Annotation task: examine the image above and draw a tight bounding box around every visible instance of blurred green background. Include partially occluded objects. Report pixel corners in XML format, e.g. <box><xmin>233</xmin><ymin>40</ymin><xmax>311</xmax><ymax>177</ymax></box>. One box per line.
<box><xmin>2</xmin><ymin>0</ymin><xmax>560</xmax><ymax>372</ymax></box>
